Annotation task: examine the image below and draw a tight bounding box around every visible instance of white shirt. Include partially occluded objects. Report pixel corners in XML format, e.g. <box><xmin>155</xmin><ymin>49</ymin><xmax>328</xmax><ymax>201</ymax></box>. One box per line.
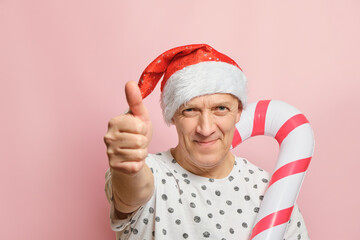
<box><xmin>105</xmin><ymin>150</ymin><xmax>309</xmax><ymax>240</ymax></box>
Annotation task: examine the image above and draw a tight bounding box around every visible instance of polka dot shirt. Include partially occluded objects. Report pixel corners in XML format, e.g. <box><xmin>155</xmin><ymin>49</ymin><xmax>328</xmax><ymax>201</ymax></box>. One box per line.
<box><xmin>105</xmin><ymin>150</ymin><xmax>309</xmax><ymax>240</ymax></box>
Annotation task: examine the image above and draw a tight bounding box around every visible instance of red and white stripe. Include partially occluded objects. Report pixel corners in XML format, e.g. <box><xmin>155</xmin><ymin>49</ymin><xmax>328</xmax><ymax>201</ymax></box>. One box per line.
<box><xmin>232</xmin><ymin>100</ymin><xmax>315</xmax><ymax>240</ymax></box>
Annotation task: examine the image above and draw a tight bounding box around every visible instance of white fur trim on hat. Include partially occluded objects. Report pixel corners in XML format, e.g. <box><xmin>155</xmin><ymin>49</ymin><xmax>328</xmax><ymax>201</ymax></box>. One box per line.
<box><xmin>161</xmin><ymin>61</ymin><xmax>247</xmax><ymax>124</ymax></box>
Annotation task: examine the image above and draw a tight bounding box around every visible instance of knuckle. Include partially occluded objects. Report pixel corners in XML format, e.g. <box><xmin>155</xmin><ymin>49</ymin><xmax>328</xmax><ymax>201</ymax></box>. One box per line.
<box><xmin>135</xmin><ymin>121</ymin><xmax>146</xmax><ymax>134</ymax></box>
<box><xmin>137</xmin><ymin>148</ymin><xmax>148</xmax><ymax>160</ymax></box>
<box><xmin>107</xmin><ymin>118</ymin><xmax>117</xmax><ymax>128</ymax></box>
<box><xmin>108</xmin><ymin>160</ymin><xmax>121</xmax><ymax>170</ymax></box>
<box><xmin>107</xmin><ymin>115</ymin><xmax>126</xmax><ymax>129</ymax></box>
<box><xmin>129</xmin><ymin>162</ymin><xmax>144</xmax><ymax>174</ymax></box>
<box><xmin>106</xmin><ymin>148</ymin><xmax>114</xmax><ymax>156</ymax></box>
<box><xmin>103</xmin><ymin>134</ymin><xmax>115</xmax><ymax>144</ymax></box>
<box><xmin>134</xmin><ymin>135</ymin><xmax>146</xmax><ymax>148</ymax></box>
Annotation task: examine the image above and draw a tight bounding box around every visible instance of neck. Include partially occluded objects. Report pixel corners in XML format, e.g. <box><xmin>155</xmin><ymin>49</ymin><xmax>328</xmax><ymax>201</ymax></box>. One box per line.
<box><xmin>170</xmin><ymin>147</ymin><xmax>235</xmax><ymax>179</ymax></box>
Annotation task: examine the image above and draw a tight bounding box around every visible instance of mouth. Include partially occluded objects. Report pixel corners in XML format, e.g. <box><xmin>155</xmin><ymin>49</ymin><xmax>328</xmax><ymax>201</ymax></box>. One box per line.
<box><xmin>194</xmin><ymin>139</ymin><xmax>218</xmax><ymax>147</ymax></box>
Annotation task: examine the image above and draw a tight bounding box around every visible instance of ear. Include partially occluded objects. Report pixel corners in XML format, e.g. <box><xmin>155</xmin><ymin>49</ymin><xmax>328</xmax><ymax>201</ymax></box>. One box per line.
<box><xmin>236</xmin><ymin>101</ymin><xmax>243</xmax><ymax>123</ymax></box>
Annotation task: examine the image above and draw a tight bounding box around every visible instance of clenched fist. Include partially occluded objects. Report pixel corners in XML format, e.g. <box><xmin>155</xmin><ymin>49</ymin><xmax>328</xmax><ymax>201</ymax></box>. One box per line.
<box><xmin>104</xmin><ymin>81</ymin><xmax>153</xmax><ymax>175</ymax></box>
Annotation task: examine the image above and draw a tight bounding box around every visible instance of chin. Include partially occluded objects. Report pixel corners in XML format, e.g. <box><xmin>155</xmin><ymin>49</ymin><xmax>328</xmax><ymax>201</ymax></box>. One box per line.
<box><xmin>191</xmin><ymin>151</ymin><xmax>226</xmax><ymax>168</ymax></box>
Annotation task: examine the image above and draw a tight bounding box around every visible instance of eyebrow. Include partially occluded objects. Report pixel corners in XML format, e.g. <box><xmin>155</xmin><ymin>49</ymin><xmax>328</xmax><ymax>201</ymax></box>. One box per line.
<box><xmin>182</xmin><ymin>101</ymin><xmax>233</xmax><ymax>109</ymax></box>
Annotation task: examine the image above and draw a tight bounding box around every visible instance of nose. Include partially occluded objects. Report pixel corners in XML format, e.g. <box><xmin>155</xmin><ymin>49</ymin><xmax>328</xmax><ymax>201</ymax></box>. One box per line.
<box><xmin>196</xmin><ymin>111</ymin><xmax>216</xmax><ymax>137</ymax></box>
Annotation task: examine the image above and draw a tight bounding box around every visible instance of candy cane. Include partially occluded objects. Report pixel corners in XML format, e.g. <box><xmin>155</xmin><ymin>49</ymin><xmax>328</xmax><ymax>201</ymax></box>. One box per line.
<box><xmin>232</xmin><ymin>100</ymin><xmax>315</xmax><ymax>240</ymax></box>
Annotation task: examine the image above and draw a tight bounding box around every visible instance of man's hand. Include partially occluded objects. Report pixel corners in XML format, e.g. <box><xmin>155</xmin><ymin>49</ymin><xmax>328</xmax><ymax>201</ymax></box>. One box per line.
<box><xmin>104</xmin><ymin>81</ymin><xmax>153</xmax><ymax>175</ymax></box>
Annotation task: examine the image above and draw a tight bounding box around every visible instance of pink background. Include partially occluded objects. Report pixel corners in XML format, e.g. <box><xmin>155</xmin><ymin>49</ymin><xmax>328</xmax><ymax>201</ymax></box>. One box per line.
<box><xmin>1</xmin><ymin>0</ymin><xmax>359</xmax><ymax>239</ymax></box>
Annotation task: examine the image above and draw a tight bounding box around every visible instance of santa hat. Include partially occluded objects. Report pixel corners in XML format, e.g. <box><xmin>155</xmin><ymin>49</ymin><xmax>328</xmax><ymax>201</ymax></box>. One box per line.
<box><xmin>138</xmin><ymin>44</ymin><xmax>247</xmax><ymax>124</ymax></box>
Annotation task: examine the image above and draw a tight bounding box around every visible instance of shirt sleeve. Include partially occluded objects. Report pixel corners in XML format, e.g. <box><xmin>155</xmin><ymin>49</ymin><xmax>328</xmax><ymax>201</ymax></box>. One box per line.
<box><xmin>104</xmin><ymin>168</ymin><xmax>145</xmax><ymax>232</ymax></box>
<box><xmin>104</xmin><ymin>154</ymin><xmax>160</xmax><ymax>233</ymax></box>
<box><xmin>283</xmin><ymin>204</ymin><xmax>310</xmax><ymax>240</ymax></box>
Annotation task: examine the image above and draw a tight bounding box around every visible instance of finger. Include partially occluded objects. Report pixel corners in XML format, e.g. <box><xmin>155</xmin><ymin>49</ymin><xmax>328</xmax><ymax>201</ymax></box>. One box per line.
<box><xmin>109</xmin><ymin>159</ymin><xmax>145</xmax><ymax>175</ymax></box>
<box><xmin>107</xmin><ymin>115</ymin><xmax>147</xmax><ymax>135</ymax></box>
<box><xmin>125</xmin><ymin>81</ymin><xmax>150</xmax><ymax>121</ymax></box>
<box><xmin>109</xmin><ymin>148</ymin><xmax>148</xmax><ymax>162</ymax></box>
<box><xmin>110</xmin><ymin>132</ymin><xmax>148</xmax><ymax>149</ymax></box>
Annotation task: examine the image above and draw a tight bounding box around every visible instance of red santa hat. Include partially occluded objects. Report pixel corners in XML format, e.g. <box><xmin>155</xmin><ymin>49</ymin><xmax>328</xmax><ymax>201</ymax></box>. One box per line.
<box><xmin>138</xmin><ymin>44</ymin><xmax>247</xmax><ymax>124</ymax></box>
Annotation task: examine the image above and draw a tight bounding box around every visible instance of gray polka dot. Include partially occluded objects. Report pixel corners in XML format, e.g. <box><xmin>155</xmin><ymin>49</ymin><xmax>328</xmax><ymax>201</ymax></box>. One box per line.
<box><xmin>162</xmin><ymin>194</ymin><xmax>168</xmax><ymax>200</ymax></box>
<box><xmin>175</xmin><ymin>219</ymin><xmax>181</xmax><ymax>225</ymax></box>
<box><xmin>297</xmin><ymin>234</ymin><xmax>301</xmax><ymax>240</ymax></box>
<box><xmin>172</xmin><ymin>159</ymin><xmax>176</xmax><ymax>164</ymax></box>
<box><xmin>297</xmin><ymin>221</ymin><xmax>301</xmax><ymax>228</ymax></box>
<box><xmin>234</xmin><ymin>186</ymin><xmax>239</xmax><ymax>191</ymax></box>
<box><xmin>244</xmin><ymin>177</ymin><xmax>249</xmax><ymax>182</ymax></box>
<box><xmin>182</xmin><ymin>173</ymin><xmax>188</xmax><ymax>178</ymax></box>
<box><xmin>208</xmin><ymin>213</ymin><xmax>213</xmax><ymax>218</ymax></box>
<box><xmin>161</xmin><ymin>179</ymin><xmax>166</xmax><ymax>184</ymax></box>
<box><xmin>242</xmin><ymin>222</ymin><xmax>248</xmax><ymax>228</ymax></box>
<box><xmin>249</xmin><ymin>169</ymin><xmax>254</xmax><ymax>174</ymax></box>
<box><xmin>215</xmin><ymin>190</ymin><xmax>221</xmax><ymax>196</ymax></box>
<box><xmin>229</xmin><ymin>228</ymin><xmax>234</xmax><ymax>234</ymax></box>
<box><xmin>254</xmin><ymin>207</ymin><xmax>260</xmax><ymax>213</ymax></box>
<box><xmin>262</xmin><ymin>178</ymin><xmax>269</xmax><ymax>183</ymax></box>
<box><xmin>149</xmin><ymin>207</ymin><xmax>154</xmax><ymax>213</ymax></box>
<box><xmin>194</xmin><ymin>216</ymin><xmax>201</xmax><ymax>223</ymax></box>
<box><xmin>206</xmin><ymin>200</ymin><xmax>212</xmax><ymax>205</ymax></box>
<box><xmin>259</xmin><ymin>195</ymin><xmax>264</xmax><ymax>201</ymax></box>
<box><xmin>179</xmin><ymin>198</ymin><xmax>183</xmax><ymax>204</ymax></box>
<box><xmin>216</xmin><ymin>223</ymin><xmax>221</xmax><ymax>229</ymax></box>
<box><xmin>203</xmin><ymin>231</ymin><xmax>210</xmax><ymax>238</ymax></box>
<box><xmin>228</xmin><ymin>176</ymin><xmax>234</xmax><ymax>181</ymax></box>
<box><xmin>190</xmin><ymin>202</ymin><xmax>196</xmax><ymax>208</ymax></box>
<box><xmin>209</xmin><ymin>178</ymin><xmax>215</xmax><ymax>182</ymax></box>
<box><xmin>201</xmin><ymin>185</ymin><xmax>207</xmax><ymax>190</ymax></box>
<box><xmin>244</xmin><ymin>195</ymin><xmax>250</xmax><ymax>201</ymax></box>
<box><xmin>219</xmin><ymin>210</ymin><xmax>225</xmax><ymax>215</ymax></box>
<box><xmin>191</xmin><ymin>193</ymin><xmax>196</xmax><ymax>198</ymax></box>
<box><xmin>226</xmin><ymin>200</ymin><xmax>232</xmax><ymax>205</ymax></box>
<box><xmin>162</xmin><ymin>229</ymin><xmax>167</xmax><ymax>235</ymax></box>
<box><xmin>183</xmin><ymin>233</ymin><xmax>189</xmax><ymax>239</ymax></box>
<box><xmin>143</xmin><ymin>218</ymin><xmax>148</xmax><ymax>224</ymax></box>
<box><xmin>237</xmin><ymin>209</ymin><xmax>243</xmax><ymax>214</ymax></box>
<box><xmin>132</xmin><ymin>228</ymin><xmax>138</xmax><ymax>234</ymax></box>
<box><xmin>155</xmin><ymin>216</ymin><xmax>160</xmax><ymax>222</ymax></box>
<box><xmin>184</xmin><ymin>179</ymin><xmax>190</xmax><ymax>184</ymax></box>
<box><xmin>166</xmin><ymin>172</ymin><xmax>173</xmax><ymax>176</ymax></box>
<box><xmin>253</xmin><ymin>184</ymin><xmax>258</xmax><ymax>189</ymax></box>
<box><xmin>168</xmin><ymin>208</ymin><xmax>174</xmax><ymax>213</ymax></box>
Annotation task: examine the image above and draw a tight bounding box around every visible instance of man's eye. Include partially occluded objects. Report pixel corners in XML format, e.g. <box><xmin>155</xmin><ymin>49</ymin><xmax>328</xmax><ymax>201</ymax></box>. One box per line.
<box><xmin>183</xmin><ymin>108</ymin><xmax>194</xmax><ymax>112</ymax></box>
<box><xmin>217</xmin><ymin>106</ymin><xmax>227</xmax><ymax>111</ymax></box>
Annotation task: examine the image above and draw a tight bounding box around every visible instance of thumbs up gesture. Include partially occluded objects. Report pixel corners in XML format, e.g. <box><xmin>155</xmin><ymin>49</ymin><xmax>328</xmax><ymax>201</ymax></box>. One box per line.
<box><xmin>104</xmin><ymin>81</ymin><xmax>153</xmax><ymax>175</ymax></box>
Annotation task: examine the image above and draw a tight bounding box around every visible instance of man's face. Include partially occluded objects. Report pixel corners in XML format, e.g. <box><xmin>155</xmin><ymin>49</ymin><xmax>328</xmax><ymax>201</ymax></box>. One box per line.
<box><xmin>172</xmin><ymin>93</ymin><xmax>242</xmax><ymax>175</ymax></box>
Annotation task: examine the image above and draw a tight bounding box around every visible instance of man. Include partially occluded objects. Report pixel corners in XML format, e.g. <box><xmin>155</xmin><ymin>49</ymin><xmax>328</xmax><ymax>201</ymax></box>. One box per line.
<box><xmin>104</xmin><ymin>44</ymin><xmax>309</xmax><ymax>239</ymax></box>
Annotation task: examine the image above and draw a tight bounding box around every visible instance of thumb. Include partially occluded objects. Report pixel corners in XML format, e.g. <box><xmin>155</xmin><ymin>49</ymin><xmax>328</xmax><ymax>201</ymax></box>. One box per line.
<box><xmin>125</xmin><ymin>81</ymin><xmax>150</xmax><ymax>121</ymax></box>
